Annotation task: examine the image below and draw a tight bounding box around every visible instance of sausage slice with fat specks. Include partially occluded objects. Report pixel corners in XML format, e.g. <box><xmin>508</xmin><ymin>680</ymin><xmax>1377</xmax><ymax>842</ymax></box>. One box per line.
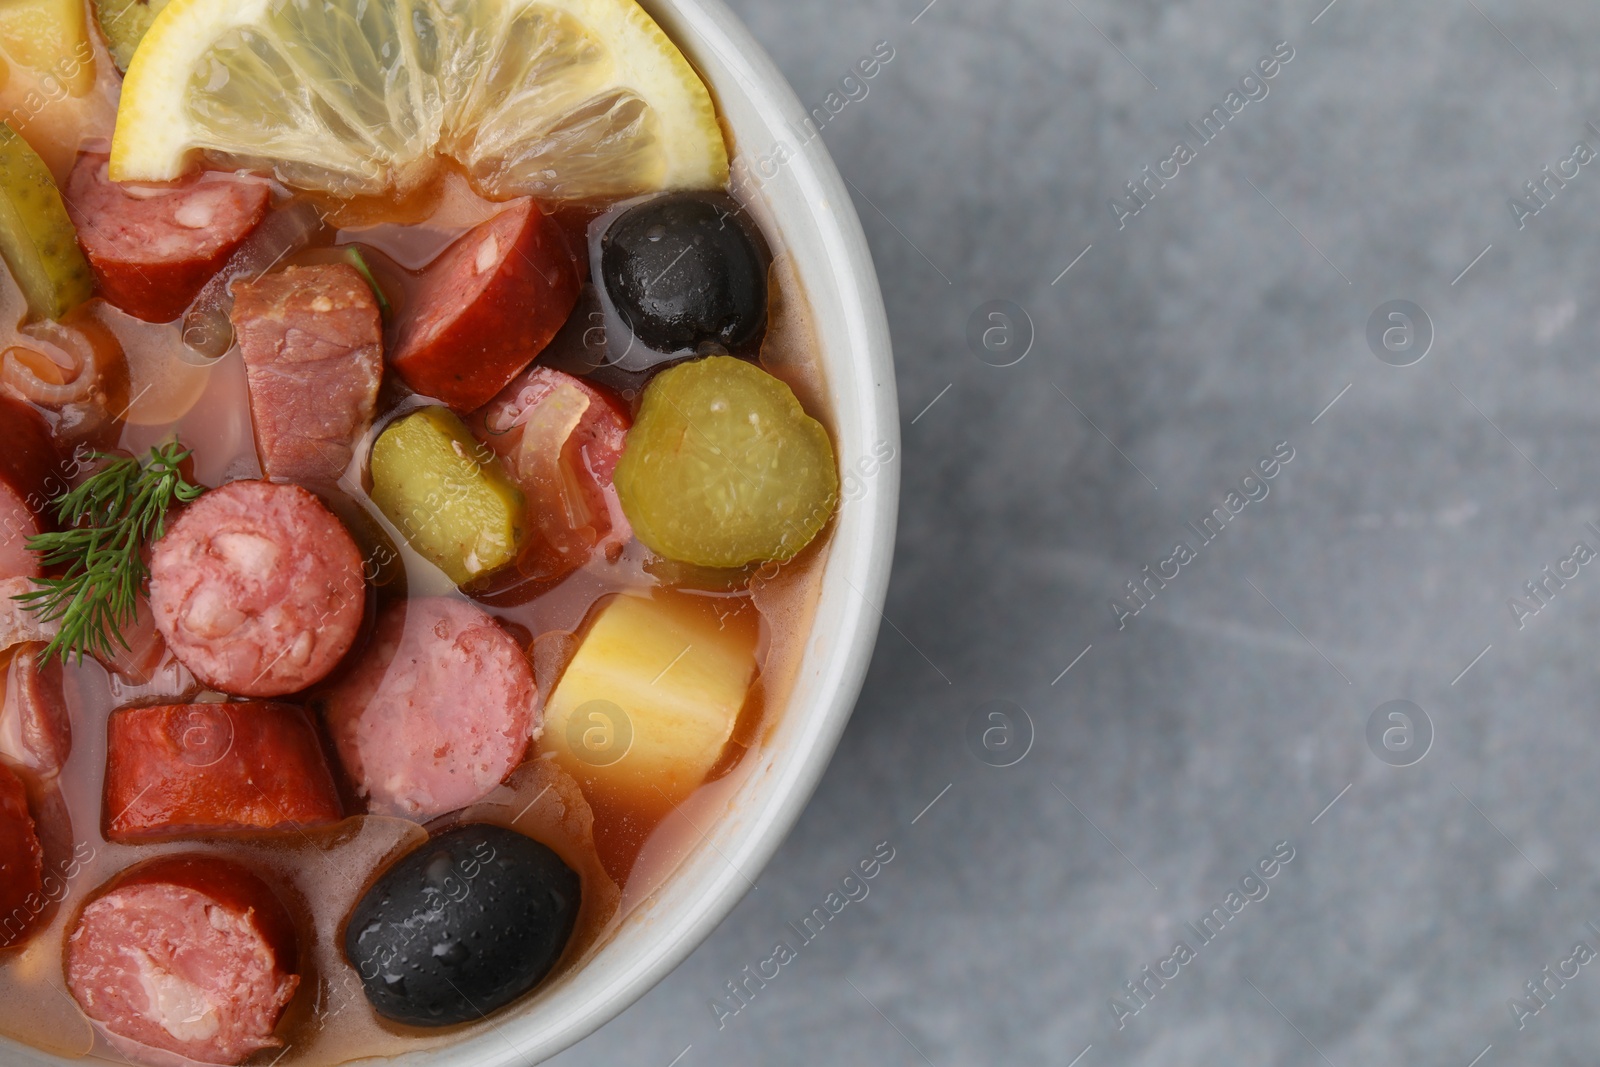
<box><xmin>389</xmin><ymin>198</ymin><xmax>581</xmax><ymax>412</ymax></box>
<box><xmin>66</xmin><ymin>154</ymin><xmax>271</xmax><ymax>323</ymax></box>
<box><xmin>149</xmin><ymin>481</ymin><xmax>365</xmax><ymax>698</ymax></box>
<box><xmin>65</xmin><ymin>154</ymin><xmax>272</xmax><ymax>323</ymax></box>
<box><xmin>233</xmin><ymin>264</ymin><xmax>383</xmax><ymax>486</ymax></box>
<box><xmin>65</xmin><ymin>856</ymin><xmax>299</xmax><ymax>1066</ymax></box>
<box><xmin>104</xmin><ymin>702</ymin><xmax>342</xmax><ymax>842</ymax></box>
<box><xmin>319</xmin><ymin>597</ymin><xmax>538</xmax><ymax>820</ymax></box>
<box><xmin>0</xmin><ymin>761</ymin><xmax>43</xmax><ymax>948</ymax></box>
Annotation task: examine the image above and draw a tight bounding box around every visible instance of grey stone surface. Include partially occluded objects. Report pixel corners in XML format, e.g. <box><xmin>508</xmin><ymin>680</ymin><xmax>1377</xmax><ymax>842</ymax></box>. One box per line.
<box><xmin>551</xmin><ymin>1</ymin><xmax>1600</xmax><ymax>1064</ymax></box>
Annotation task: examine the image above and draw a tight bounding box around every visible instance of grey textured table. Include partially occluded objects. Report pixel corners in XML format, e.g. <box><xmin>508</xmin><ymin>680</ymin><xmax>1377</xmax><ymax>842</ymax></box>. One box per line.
<box><xmin>553</xmin><ymin>1</ymin><xmax>1600</xmax><ymax>1064</ymax></box>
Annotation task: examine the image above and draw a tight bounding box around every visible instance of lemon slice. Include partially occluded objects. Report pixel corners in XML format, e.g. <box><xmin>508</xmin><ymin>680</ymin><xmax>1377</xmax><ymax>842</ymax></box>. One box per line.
<box><xmin>110</xmin><ymin>0</ymin><xmax>728</xmax><ymax>201</ymax></box>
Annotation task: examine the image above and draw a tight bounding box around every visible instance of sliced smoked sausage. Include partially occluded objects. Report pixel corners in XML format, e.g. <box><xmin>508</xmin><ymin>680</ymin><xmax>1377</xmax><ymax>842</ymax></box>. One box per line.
<box><xmin>64</xmin><ymin>154</ymin><xmax>272</xmax><ymax>323</ymax></box>
<box><xmin>319</xmin><ymin>597</ymin><xmax>538</xmax><ymax>820</ymax></box>
<box><xmin>0</xmin><ymin>761</ymin><xmax>43</xmax><ymax>948</ymax></box>
<box><xmin>65</xmin><ymin>856</ymin><xmax>299</xmax><ymax>1065</ymax></box>
<box><xmin>233</xmin><ymin>263</ymin><xmax>383</xmax><ymax>486</ymax></box>
<box><xmin>0</xmin><ymin>395</ymin><xmax>61</xmax><ymax>580</ymax></box>
<box><xmin>389</xmin><ymin>198</ymin><xmax>580</xmax><ymax>412</ymax></box>
<box><xmin>104</xmin><ymin>702</ymin><xmax>342</xmax><ymax>842</ymax></box>
<box><xmin>148</xmin><ymin>481</ymin><xmax>365</xmax><ymax>698</ymax></box>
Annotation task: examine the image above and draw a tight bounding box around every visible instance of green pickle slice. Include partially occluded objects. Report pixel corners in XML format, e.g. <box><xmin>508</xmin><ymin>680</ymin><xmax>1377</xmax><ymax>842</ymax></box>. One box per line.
<box><xmin>94</xmin><ymin>0</ymin><xmax>169</xmax><ymax>72</ymax></box>
<box><xmin>0</xmin><ymin>124</ymin><xmax>91</xmax><ymax>321</ymax></box>
<box><xmin>370</xmin><ymin>407</ymin><xmax>525</xmax><ymax>586</ymax></box>
<box><xmin>616</xmin><ymin>355</ymin><xmax>839</xmax><ymax>568</ymax></box>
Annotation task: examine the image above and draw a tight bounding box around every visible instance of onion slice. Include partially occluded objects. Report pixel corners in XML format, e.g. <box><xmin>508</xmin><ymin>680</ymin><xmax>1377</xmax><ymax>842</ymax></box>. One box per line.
<box><xmin>0</xmin><ymin>578</ymin><xmax>60</xmax><ymax>655</ymax></box>
<box><xmin>0</xmin><ymin>322</ymin><xmax>96</xmax><ymax>408</ymax></box>
<box><xmin>182</xmin><ymin>199</ymin><xmax>326</xmax><ymax>359</ymax></box>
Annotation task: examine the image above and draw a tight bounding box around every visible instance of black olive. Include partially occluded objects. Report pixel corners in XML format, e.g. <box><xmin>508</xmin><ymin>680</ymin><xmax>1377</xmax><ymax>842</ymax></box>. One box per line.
<box><xmin>343</xmin><ymin>823</ymin><xmax>580</xmax><ymax>1027</ymax></box>
<box><xmin>599</xmin><ymin>193</ymin><xmax>768</xmax><ymax>354</ymax></box>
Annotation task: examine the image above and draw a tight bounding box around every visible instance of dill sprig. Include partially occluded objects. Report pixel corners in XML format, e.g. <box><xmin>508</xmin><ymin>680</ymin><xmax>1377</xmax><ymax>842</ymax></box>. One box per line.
<box><xmin>13</xmin><ymin>442</ymin><xmax>204</xmax><ymax>666</ymax></box>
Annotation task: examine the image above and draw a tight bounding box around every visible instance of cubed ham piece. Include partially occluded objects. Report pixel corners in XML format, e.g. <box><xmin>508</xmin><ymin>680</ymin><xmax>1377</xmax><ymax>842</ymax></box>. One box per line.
<box><xmin>148</xmin><ymin>481</ymin><xmax>365</xmax><ymax>698</ymax></box>
<box><xmin>0</xmin><ymin>643</ymin><xmax>69</xmax><ymax>780</ymax></box>
<box><xmin>0</xmin><ymin>761</ymin><xmax>43</xmax><ymax>948</ymax></box>
<box><xmin>65</xmin><ymin>856</ymin><xmax>300</xmax><ymax>1065</ymax></box>
<box><xmin>232</xmin><ymin>264</ymin><xmax>384</xmax><ymax>486</ymax></box>
<box><xmin>389</xmin><ymin>198</ymin><xmax>580</xmax><ymax>412</ymax></box>
<box><xmin>473</xmin><ymin>366</ymin><xmax>631</xmax><ymax>583</ymax></box>
<box><xmin>0</xmin><ymin>395</ymin><xmax>61</xmax><ymax>580</ymax></box>
<box><xmin>65</xmin><ymin>154</ymin><xmax>273</xmax><ymax>323</ymax></box>
<box><xmin>104</xmin><ymin>702</ymin><xmax>342</xmax><ymax>842</ymax></box>
<box><xmin>318</xmin><ymin>597</ymin><xmax>538</xmax><ymax>820</ymax></box>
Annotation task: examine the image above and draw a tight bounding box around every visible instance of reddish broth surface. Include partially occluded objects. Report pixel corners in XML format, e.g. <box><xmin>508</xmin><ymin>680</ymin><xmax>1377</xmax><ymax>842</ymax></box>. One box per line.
<box><xmin>0</xmin><ymin>13</ymin><xmax>836</xmax><ymax>1067</ymax></box>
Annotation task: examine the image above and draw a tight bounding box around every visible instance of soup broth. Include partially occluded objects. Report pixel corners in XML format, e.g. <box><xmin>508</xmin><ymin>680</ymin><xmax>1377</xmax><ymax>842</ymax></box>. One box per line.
<box><xmin>0</xmin><ymin>4</ymin><xmax>837</xmax><ymax>1064</ymax></box>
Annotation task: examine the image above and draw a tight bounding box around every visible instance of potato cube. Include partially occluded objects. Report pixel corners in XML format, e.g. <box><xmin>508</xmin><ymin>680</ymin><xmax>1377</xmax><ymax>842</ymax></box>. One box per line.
<box><xmin>543</xmin><ymin>592</ymin><xmax>758</xmax><ymax>808</ymax></box>
<box><xmin>0</xmin><ymin>0</ymin><xmax>94</xmax><ymax>95</ymax></box>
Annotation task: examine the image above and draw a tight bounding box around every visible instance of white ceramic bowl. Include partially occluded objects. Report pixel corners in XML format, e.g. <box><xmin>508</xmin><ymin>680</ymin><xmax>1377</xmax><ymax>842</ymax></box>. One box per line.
<box><xmin>3</xmin><ymin>0</ymin><xmax>897</xmax><ymax>1064</ymax></box>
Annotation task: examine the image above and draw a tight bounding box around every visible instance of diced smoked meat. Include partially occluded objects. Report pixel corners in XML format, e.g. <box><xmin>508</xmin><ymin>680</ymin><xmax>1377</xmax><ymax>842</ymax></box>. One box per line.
<box><xmin>389</xmin><ymin>198</ymin><xmax>580</xmax><ymax>412</ymax></box>
<box><xmin>319</xmin><ymin>597</ymin><xmax>537</xmax><ymax>820</ymax></box>
<box><xmin>65</xmin><ymin>154</ymin><xmax>272</xmax><ymax>323</ymax></box>
<box><xmin>65</xmin><ymin>856</ymin><xmax>299</xmax><ymax>1065</ymax></box>
<box><xmin>148</xmin><ymin>481</ymin><xmax>365</xmax><ymax>697</ymax></box>
<box><xmin>232</xmin><ymin>264</ymin><xmax>383</xmax><ymax>486</ymax></box>
<box><xmin>104</xmin><ymin>702</ymin><xmax>342</xmax><ymax>841</ymax></box>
